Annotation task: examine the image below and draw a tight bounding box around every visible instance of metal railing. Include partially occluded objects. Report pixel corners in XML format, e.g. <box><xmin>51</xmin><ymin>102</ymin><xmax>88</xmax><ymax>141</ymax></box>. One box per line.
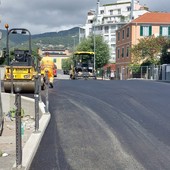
<box><xmin>117</xmin><ymin>65</ymin><xmax>163</xmax><ymax>80</ymax></box>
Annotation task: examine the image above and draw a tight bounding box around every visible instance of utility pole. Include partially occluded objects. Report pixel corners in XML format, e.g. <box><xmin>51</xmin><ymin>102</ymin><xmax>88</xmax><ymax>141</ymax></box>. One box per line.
<box><xmin>93</xmin><ymin>0</ymin><xmax>100</xmax><ymax>72</ymax></box>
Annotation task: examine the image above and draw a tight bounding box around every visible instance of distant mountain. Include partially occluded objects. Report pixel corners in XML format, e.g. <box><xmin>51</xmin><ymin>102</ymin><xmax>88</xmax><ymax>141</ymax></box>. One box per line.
<box><xmin>0</xmin><ymin>27</ymin><xmax>80</xmax><ymax>50</ymax></box>
<box><xmin>32</xmin><ymin>27</ymin><xmax>79</xmax><ymax>38</ymax></box>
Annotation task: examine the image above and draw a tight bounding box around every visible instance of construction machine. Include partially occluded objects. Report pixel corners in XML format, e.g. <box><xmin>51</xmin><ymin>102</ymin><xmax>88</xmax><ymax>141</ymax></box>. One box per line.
<box><xmin>3</xmin><ymin>25</ymin><xmax>45</xmax><ymax>93</ymax></box>
<box><xmin>70</xmin><ymin>51</ymin><xmax>96</xmax><ymax>79</ymax></box>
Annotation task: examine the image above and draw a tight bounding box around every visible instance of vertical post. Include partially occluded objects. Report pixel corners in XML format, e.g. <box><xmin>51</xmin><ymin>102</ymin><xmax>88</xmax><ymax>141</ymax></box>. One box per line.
<box><xmin>10</xmin><ymin>61</ymin><xmax>14</xmax><ymax>94</ymax></box>
<box><xmin>38</xmin><ymin>59</ymin><xmax>42</xmax><ymax>102</ymax></box>
<box><xmin>93</xmin><ymin>23</ymin><xmax>96</xmax><ymax>73</ymax></box>
<box><xmin>0</xmin><ymin>69</ymin><xmax>4</xmax><ymax>136</ymax></box>
<box><xmin>45</xmin><ymin>70</ymin><xmax>49</xmax><ymax>113</ymax></box>
<box><xmin>34</xmin><ymin>74</ymin><xmax>39</xmax><ymax>132</ymax></box>
<box><xmin>141</xmin><ymin>66</ymin><xmax>142</xmax><ymax>79</ymax></box>
<box><xmin>15</xmin><ymin>90</ymin><xmax>22</xmax><ymax>168</ymax></box>
<box><xmin>5</xmin><ymin>26</ymin><xmax>10</xmax><ymax>65</ymax></box>
<box><xmin>79</xmin><ymin>27</ymin><xmax>80</xmax><ymax>44</ymax></box>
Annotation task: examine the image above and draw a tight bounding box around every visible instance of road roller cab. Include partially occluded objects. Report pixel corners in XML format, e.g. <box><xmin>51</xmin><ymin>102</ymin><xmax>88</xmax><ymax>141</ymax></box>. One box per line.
<box><xmin>3</xmin><ymin>49</ymin><xmax>37</xmax><ymax>93</ymax></box>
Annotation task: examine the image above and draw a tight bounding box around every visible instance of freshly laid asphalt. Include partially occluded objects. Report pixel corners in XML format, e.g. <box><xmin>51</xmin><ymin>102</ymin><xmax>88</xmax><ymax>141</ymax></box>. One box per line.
<box><xmin>1</xmin><ymin>74</ymin><xmax>170</xmax><ymax>170</ymax></box>
<box><xmin>30</xmin><ymin>79</ymin><xmax>170</xmax><ymax>170</ymax></box>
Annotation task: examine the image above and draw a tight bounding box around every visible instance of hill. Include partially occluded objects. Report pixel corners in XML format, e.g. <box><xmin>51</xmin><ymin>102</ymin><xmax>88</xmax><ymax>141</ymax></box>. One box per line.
<box><xmin>0</xmin><ymin>27</ymin><xmax>80</xmax><ymax>51</ymax></box>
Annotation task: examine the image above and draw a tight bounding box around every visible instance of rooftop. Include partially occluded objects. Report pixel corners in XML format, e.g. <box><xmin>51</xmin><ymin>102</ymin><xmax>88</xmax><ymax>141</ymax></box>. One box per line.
<box><xmin>132</xmin><ymin>12</ymin><xmax>170</xmax><ymax>23</ymax></box>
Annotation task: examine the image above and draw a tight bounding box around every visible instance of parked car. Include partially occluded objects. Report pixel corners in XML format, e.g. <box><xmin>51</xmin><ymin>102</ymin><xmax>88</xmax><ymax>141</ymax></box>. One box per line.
<box><xmin>53</xmin><ymin>64</ymin><xmax>57</xmax><ymax>77</ymax></box>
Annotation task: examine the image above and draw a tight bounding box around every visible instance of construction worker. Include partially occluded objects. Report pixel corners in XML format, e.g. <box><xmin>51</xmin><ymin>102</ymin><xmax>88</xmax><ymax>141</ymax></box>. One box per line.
<box><xmin>40</xmin><ymin>53</ymin><xmax>54</xmax><ymax>88</ymax></box>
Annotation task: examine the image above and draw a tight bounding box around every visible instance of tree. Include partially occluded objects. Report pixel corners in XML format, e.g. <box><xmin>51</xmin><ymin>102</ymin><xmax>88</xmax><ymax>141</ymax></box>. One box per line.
<box><xmin>130</xmin><ymin>36</ymin><xmax>167</xmax><ymax>65</ymax></box>
<box><xmin>160</xmin><ymin>40</ymin><xmax>170</xmax><ymax>64</ymax></box>
<box><xmin>76</xmin><ymin>35</ymin><xmax>110</xmax><ymax>69</ymax></box>
<box><xmin>62</xmin><ymin>57</ymin><xmax>72</xmax><ymax>71</ymax></box>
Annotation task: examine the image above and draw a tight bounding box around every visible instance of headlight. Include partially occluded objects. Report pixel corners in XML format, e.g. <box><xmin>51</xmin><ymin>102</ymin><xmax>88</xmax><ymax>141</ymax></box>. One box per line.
<box><xmin>24</xmin><ymin>75</ymin><xmax>31</xmax><ymax>79</ymax></box>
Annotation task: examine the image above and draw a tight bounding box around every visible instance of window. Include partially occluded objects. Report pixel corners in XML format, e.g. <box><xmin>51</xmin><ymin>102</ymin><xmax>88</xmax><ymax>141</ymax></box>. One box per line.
<box><xmin>118</xmin><ymin>32</ymin><xmax>120</xmax><ymax>41</ymax></box>
<box><xmin>111</xmin><ymin>44</ymin><xmax>116</xmax><ymax>51</ymax></box>
<box><xmin>104</xmin><ymin>26</ymin><xmax>109</xmax><ymax>33</ymax></box>
<box><xmin>127</xmin><ymin>27</ymin><xmax>130</xmax><ymax>37</ymax></box>
<box><xmin>118</xmin><ymin>9</ymin><xmax>121</xmax><ymax>15</ymax></box>
<box><xmin>111</xmin><ymin>26</ymin><xmax>116</xmax><ymax>33</ymax></box>
<box><xmin>111</xmin><ymin>35</ymin><xmax>115</xmax><ymax>42</ymax></box>
<box><xmin>117</xmin><ymin>49</ymin><xmax>120</xmax><ymax>58</ymax></box>
<box><xmin>126</xmin><ymin>46</ymin><xmax>129</xmax><ymax>57</ymax></box>
<box><xmin>160</xmin><ymin>26</ymin><xmax>170</xmax><ymax>36</ymax></box>
<box><xmin>53</xmin><ymin>59</ymin><xmax>56</xmax><ymax>63</ymax></box>
<box><xmin>122</xmin><ymin>30</ymin><xmax>125</xmax><ymax>39</ymax></box>
<box><xmin>127</xmin><ymin>6</ymin><xmax>131</xmax><ymax>11</ymax></box>
<box><xmin>140</xmin><ymin>26</ymin><xmax>152</xmax><ymax>36</ymax></box>
<box><xmin>122</xmin><ymin>47</ymin><xmax>124</xmax><ymax>57</ymax></box>
<box><xmin>100</xmin><ymin>10</ymin><xmax>104</xmax><ymax>14</ymax></box>
<box><xmin>110</xmin><ymin>10</ymin><xmax>113</xmax><ymax>15</ymax></box>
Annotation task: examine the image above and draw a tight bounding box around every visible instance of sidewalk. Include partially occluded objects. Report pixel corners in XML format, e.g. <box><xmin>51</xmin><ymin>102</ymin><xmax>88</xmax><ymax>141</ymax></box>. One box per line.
<box><xmin>0</xmin><ymin>99</ymin><xmax>51</xmax><ymax>170</ymax></box>
<box><xmin>0</xmin><ymin>115</ymin><xmax>34</xmax><ymax>170</ymax></box>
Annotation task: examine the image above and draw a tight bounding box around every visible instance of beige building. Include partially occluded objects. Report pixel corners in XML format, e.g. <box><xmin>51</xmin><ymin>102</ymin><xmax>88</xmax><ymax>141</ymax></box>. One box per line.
<box><xmin>116</xmin><ymin>12</ymin><xmax>170</xmax><ymax>79</ymax></box>
<box><xmin>38</xmin><ymin>49</ymin><xmax>72</xmax><ymax>69</ymax></box>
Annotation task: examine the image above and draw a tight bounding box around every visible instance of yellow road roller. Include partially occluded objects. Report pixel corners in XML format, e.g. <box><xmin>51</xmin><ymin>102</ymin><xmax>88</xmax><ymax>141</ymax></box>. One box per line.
<box><xmin>3</xmin><ymin>25</ymin><xmax>44</xmax><ymax>93</ymax></box>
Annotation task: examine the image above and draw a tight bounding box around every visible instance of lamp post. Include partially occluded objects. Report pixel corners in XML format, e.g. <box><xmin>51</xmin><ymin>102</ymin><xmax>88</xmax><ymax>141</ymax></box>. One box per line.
<box><xmin>5</xmin><ymin>24</ymin><xmax>9</xmax><ymax>65</ymax></box>
<box><xmin>93</xmin><ymin>23</ymin><xmax>96</xmax><ymax>72</ymax></box>
<box><xmin>72</xmin><ymin>35</ymin><xmax>77</xmax><ymax>51</ymax></box>
<box><xmin>78</xmin><ymin>26</ymin><xmax>85</xmax><ymax>44</ymax></box>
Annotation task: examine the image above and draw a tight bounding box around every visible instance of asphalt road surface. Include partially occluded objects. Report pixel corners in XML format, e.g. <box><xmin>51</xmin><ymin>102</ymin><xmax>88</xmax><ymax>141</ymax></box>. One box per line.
<box><xmin>30</xmin><ymin>78</ymin><xmax>170</xmax><ymax>170</ymax></box>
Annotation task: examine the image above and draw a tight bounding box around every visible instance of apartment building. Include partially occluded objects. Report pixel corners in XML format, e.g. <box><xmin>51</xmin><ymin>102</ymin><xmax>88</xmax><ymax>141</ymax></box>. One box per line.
<box><xmin>84</xmin><ymin>0</ymin><xmax>148</xmax><ymax>63</ymax></box>
<box><xmin>116</xmin><ymin>12</ymin><xmax>170</xmax><ymax>79</ymax></box>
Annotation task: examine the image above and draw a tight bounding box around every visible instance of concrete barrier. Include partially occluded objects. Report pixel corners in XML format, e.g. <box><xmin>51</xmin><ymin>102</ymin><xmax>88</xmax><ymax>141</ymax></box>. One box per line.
<box><xmin>1</xmin><ymin>93</ymin><xmax>36</xmax><ymax>118</ymax></box>
<box><xmin>0</xmin><ymin>66</ymin><xmax>5</xmax><ymax>80</ymax></box>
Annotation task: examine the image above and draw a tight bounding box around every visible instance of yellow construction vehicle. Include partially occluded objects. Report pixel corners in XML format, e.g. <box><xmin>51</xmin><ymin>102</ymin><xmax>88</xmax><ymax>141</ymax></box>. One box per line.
<box><xmin>70</xmin><ymin>51</ymin><xmax>96</xmax><ymax>79</ymax></box>
<box><xmin>3</xmin><ymin>25</ymin><xmax>45</xmax><ymax>93</ymax></box>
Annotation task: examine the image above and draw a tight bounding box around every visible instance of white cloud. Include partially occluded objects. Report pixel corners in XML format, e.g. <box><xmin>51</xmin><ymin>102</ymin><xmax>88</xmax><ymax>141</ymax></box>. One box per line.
<box><xmin>0</xmin><ymin>0</ymin><xmax>170</xmax><ymax>34</ymax></box>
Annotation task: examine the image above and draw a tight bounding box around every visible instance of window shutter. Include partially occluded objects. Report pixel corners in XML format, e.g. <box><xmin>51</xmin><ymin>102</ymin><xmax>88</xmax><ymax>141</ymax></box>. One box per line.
<box><xmin>160</xmin><ymin>26</ymin><xmax>162</xmax><ymax>36</ymax></box>
<box><xmin>149</xmin><ymin>26</ymin><xmax>152</xmax><ymax>36</ymax></box>
<box><xmin>140</xmin><ymin>26</ymin><xmax>143</xmax><ymax>36</ymax></box>
<box><xmin>168</xmin><ymin>26</ymin><xmax>170</xmax><ymax>36</ymax></box>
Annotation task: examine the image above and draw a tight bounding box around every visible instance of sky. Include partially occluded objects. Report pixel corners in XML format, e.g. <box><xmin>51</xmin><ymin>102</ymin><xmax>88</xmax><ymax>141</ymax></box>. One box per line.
<box><xmin>0</xmin><ymin>0</ymin><xmax>170</xmax><ymax>35</ymax></box>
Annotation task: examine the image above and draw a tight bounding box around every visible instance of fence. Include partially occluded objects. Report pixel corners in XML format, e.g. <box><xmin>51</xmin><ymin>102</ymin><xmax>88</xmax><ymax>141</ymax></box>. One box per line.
<box><xmin>116</xmin><ymin>65</ymin><xmax>164</xmax><ymax>80</ymax></box>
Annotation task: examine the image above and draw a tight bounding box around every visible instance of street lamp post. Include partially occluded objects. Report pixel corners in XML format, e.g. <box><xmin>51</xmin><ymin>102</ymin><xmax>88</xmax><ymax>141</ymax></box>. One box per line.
<box><xmin>72</xmin><ymin>35</ymin><xmax>77</xmax><ymax>51</ymax></box>
<box><xmin>93</xmin><ymin>23</ymin><xmax>96</xmax><ymax>72</ymax></box>
<box><xmin>78</xmin><ymin>26</ymin><xmax>85</xmax><ymax>44</ymax></box>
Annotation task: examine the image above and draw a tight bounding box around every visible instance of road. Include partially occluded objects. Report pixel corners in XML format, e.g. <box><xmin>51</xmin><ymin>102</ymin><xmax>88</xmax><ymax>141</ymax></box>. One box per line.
<box><xmin>30</xmin><ymin>77</ymin><xmax>170</xmax><ymax>170</ymax></box>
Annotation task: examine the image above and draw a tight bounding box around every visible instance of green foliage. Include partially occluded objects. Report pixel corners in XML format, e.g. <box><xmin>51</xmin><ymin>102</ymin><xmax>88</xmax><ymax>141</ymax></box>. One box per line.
<box><xmin>0</xmin><ymin>27</ymin><xmax>80</xmax><ymax>51</ymax></box>
<box><xmin>76</xmin><ymin>35</ymin><xmax>110</xmax><ymax>69</ymax></box>
<box><xmin>128</xmin><ymin>63</ymin><xmax>141</xmax><ymax>74</ymax></box>
<box><xmin>160</xmin><ymin>40</ymin><xmax>170</xmax><ymax>64</ymax></box>
<box><xmin>130</xmin><ymin>36</ymin><xmax>167</xmax><ymax>65</ymax></box>
<box><xmin>0</xmin><ymin>150</ymin><xmax>2</xmax><ymax>157</ymax></box>
<box><xmin>62</xmin><ymin>57</ymin><xmax>72</xmax><ymax>71</ymax></box>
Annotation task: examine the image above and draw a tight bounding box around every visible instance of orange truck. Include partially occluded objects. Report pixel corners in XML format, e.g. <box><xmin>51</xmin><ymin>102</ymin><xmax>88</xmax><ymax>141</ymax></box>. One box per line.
<box><xmin>40</xmin><ymin>54</ymin><xmax>55</xmax><ymax>88</ymax></box>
